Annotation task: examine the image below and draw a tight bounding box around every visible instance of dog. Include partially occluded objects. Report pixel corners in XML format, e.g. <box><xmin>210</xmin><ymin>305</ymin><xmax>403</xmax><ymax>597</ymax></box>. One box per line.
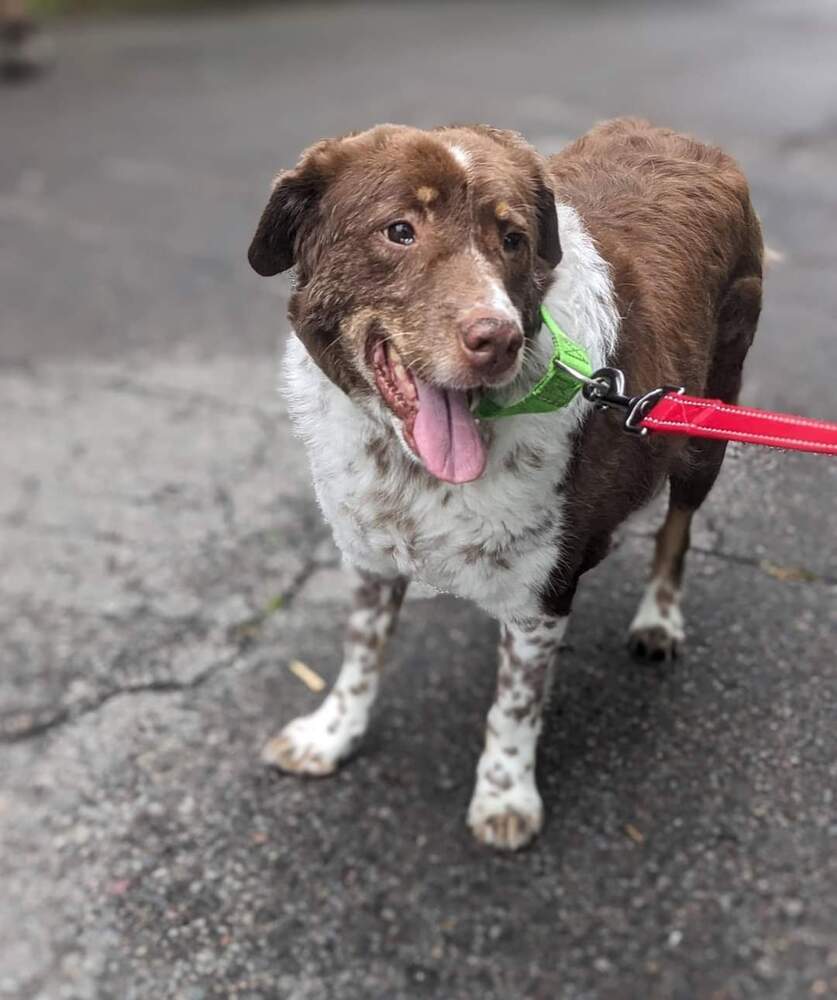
<box><xmin>248</xmin><ymin>118</ymin><xmax>763</xmax><ymax>851</ymax></box>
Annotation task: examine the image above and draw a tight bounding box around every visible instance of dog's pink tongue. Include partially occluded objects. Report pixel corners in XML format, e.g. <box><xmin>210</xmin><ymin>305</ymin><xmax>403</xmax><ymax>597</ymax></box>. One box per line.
<box><xmin>412</xmin><ymin>378</ymin><xmax>487</xmax><ymax>484</ymax></box>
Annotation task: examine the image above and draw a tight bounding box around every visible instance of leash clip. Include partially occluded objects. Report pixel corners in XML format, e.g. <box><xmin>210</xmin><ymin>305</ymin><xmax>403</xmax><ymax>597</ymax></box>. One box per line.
<box><xmin>582</xmin><ymin>368</ymin><xmax>684</xmax><ymax>436</ymax></box>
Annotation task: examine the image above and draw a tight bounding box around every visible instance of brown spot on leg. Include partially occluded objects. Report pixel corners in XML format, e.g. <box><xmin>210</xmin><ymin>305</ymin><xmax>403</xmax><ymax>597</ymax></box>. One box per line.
<box><xmin>655</xmin><ymin>582</ymin><xmax>676</xmax><ymax>617</ymax></box>
<box><xmin>485</xmin><ymin>768</ymin><xmax>513</xmax><ymax>791</ymax></box>
<box><xmin>652</xmin><ymin>505</ymin><xmax>693</xmax><ymax>587</ymax></box>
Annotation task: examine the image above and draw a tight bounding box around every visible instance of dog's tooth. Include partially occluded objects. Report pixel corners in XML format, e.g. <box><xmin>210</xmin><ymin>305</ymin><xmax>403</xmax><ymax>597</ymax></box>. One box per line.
<box><xmin>393</xmin><ymin>361</ymin><xmax>417</xmax><ymax>398</ymax></box>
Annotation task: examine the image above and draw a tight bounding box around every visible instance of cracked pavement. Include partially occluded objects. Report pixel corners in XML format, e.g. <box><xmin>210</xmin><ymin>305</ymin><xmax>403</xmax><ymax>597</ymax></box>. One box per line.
<box><xmin>1</xmin><ymin>2</ymin><xmax>836</xmax><ymax>998</ymax></box>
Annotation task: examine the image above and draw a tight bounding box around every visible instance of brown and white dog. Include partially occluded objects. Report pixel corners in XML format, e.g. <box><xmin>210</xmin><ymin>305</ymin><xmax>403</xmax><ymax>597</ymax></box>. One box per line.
<box><xmin>249</xmin><ymin>118</ymin><xmax>763</xmax><ymax>851</ymax></box>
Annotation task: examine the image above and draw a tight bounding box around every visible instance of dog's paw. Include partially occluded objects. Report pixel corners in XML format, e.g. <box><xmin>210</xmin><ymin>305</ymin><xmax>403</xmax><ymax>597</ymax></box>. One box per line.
<box><xmin>467</xmin><ymin>786</ymin><xmax>543</xmax><ymax>851</ymax></box>
<box><xmin>261</xmin><ymin>712</ymin><xmax>353</xmax><ymax>777</ymax></box>
<box><xmin>627</xmin><ymin>624</ymin><xmax>681</xmax><ymax>663</ymax></box>
<box><xmin>628</xmin><ymin>581</ymin><xmax>685</xmax><ymax>663</ymax></box>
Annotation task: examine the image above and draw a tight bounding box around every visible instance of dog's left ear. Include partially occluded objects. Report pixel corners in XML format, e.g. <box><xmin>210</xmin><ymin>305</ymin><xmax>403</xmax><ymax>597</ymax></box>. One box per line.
<box><xmin>535</xmin><ymin>179</ymin><xmax>562</xmax><ymax>268</ymax></box>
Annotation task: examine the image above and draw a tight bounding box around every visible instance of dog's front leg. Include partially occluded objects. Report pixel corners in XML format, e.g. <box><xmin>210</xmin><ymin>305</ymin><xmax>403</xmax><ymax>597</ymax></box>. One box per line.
<box><xmin>262</xmin><ymin>568</ymin><xmax>408</xmax><ymax>776</ymax></box>
<box><xmin>467</xmin><ymin>615</ymin><xmax>567</xmax><ymax>851</ymax></box>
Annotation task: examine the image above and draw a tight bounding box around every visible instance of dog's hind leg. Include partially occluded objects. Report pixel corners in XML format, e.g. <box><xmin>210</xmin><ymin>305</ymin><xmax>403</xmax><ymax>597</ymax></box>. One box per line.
<box><xmin>627</xmin><ymin>503</ymin><xmax>692</xmax><ymax>661</ymax></box>
<box><xmin>468</xmin><ymin>615</ymin><xmax>568</xmax><ymax>851</ymax></box>
<box><xmin>262</xmin><ymin>568</ymin><xmax>408</xmax><ymax>776</ymax></box>
<box><xmin>628</xmin><ymin>273</ymin><xmax>762</xmax><ymax>662</ymax></box>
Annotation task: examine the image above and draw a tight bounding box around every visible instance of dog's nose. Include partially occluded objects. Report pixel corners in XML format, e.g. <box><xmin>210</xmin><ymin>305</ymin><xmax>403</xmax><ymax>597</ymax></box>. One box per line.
<box><xmin>459</xmin><ymin>311</ymin><xmax>523</xmax><ymax>377</ymax></box>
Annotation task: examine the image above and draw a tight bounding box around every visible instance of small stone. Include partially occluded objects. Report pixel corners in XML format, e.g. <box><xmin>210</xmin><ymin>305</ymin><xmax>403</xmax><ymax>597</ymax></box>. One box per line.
<box><xmin>755</xmin><ymin>956</ymin><xmax>776</xmax><ymax>979</ymax></box>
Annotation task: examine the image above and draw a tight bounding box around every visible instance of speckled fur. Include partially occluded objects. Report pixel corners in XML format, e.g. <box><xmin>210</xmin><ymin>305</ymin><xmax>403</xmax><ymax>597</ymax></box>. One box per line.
<box><xmin>262</xmin><ymin>569</ymin><xmax>407</xmax><ymax>775</ymax></box>
<box><xmin>468</xmin><ymin>616</ymin><xmax>568</xmax><ymax>849</ymax></box>
<box><xmin>282</xmin><ymin>203</ymin><xmax>617</xmax><ymax>624</ymax></box>
<box><xmin>255</xmin><ymin>119</ymin><xmax>763</xmax><ymax>851</ymax></box>
<box><xmin>272</xmin><ymin>204</ymin><xmax>617</xmax><ymax>850</ymax></box>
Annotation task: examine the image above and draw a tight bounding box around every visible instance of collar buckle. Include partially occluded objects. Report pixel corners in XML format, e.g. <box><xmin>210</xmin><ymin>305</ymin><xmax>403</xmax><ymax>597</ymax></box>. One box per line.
<box><xmin>583</xmin><ymin>368</ymin><xmax>684</xmax><ymax>435</ymax></box>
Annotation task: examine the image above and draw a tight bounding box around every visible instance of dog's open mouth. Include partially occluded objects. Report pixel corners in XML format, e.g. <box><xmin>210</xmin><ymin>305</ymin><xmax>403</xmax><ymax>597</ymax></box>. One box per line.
<box><xmin>370</xmin><ymin>339</ymin><xmax>487</xmax><ymax>484</ymax></box>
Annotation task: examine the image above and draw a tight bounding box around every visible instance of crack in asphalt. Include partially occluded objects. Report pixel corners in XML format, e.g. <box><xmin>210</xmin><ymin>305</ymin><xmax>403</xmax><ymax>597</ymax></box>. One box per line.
<box><xmin>0</xmin><ymin>671</ymin><xmax>230</xmax><ymax>746</ymax></box>
<box><xmin>2</xmin><ymin>508</ymin><xmax>830</xmax><ymax>749</ymax></box>
<box><xmin>623</xmin><ymin>527</ymin><xmax>836</xmax><ymax>586</ymax></box>
<box><xmin>3</xmin><ymin>526</ymin><xmax>828</xmax><ymax>749</ymax></box>
<box><xmin>0</xmin><ymin>556</ymin><xmax>321</xmax><ymax>745</ymax></box>
<box><xmin>2</xmin><ymin>527</ymin><xmax>831</xmax><ymax>747</ymax></box>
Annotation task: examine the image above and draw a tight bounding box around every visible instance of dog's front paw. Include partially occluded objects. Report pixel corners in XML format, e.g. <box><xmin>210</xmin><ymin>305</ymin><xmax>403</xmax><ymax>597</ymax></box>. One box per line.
<box><xmin>467</xmin><ymin>785</ymin><xmax>544</xmax><ymax>851</ymax></box>
<box><xmin>261</xmin><ymin>709</ymin><xmax>359</xmax><ymax>777</ymax></box>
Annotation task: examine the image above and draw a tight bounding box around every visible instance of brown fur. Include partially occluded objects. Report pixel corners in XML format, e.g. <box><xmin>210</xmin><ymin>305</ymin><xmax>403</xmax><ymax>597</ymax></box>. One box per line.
<box><xmin>249</xmin><ymin>124</ymin><xmax>561</xmax><ymax>398</ymax></box>
<box><xmin>540</xmin><ymin>119</ymin><xmax>762</xmax><ymax>615</ymax></box>
<box><xmin>249</xmin><ymin>118</ymin><xmax>763</xmax><ymax>629</ymax></box>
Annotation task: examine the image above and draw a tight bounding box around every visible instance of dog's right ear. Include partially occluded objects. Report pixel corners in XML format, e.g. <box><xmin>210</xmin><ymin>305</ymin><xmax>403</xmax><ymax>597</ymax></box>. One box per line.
<box><xmin>249</xmin><ymin>134</ymin><xmax>351</xmax><ymax>277</ymax></box>
<box><xmin>247</xmin><ymin>166</ymin><xmax>324</xmax><ymax>277</ymax></box>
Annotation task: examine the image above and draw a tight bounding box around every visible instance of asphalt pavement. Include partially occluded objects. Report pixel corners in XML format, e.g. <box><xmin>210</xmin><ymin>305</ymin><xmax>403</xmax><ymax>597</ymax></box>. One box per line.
<box><xmin>1</xmin><ymin>2</ymin><xmax>836</xmax><ymax>998</ymax></box>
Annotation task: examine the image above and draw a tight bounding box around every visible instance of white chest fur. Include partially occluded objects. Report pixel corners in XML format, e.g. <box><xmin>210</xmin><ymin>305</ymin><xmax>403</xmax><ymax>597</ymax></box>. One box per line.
<box><xmin>280</xmin><ymin>205</ymin><xmax>619</xmax><ymax>623</ymax></box>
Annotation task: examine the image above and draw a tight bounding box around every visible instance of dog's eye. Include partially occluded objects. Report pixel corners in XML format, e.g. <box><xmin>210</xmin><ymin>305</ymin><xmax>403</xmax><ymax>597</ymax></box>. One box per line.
<box><xmin>503</xmin><ymin>232</ymin><xmax>526</xmax><ymax>252</ymax></box>
<box><xmin>386</xmin><ymin>221</ymin><xmax>416</xmax><ymax>246</ymax></box>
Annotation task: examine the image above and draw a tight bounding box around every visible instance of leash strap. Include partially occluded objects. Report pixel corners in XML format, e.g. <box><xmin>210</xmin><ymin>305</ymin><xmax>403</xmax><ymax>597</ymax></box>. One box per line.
<box><xmin>640</xmin><ymin>393</ymin><xmax>837</xmax><ymax>455</ymax></box>
<box><xmin>478</xmin><ymin>305</ymin><xmax>837</xmax><ymax>456</ymax></box>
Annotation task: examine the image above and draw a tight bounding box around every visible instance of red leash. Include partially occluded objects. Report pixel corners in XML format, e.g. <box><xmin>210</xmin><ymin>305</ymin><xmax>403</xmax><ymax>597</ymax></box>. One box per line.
<box><xmin>480</xmin><ymin>309</ymin><xmax>836</xmax><ymax>454</ymax></box>
<box><xmin>580</xmin><ymin>369</ymin><xmax>837</xmax><ymax>456</ymax></box>
<box><xmin>639</xmin><ymin>393</ymin><xmax>837</xmax><ymax>455</ymax></box>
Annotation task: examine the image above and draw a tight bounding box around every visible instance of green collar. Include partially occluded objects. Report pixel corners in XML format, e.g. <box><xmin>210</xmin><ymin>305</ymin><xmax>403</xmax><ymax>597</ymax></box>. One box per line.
<box><xmin>475</xmin><ymin>304</ymin><xmax>592</xmax><ymax>419</ymax></box>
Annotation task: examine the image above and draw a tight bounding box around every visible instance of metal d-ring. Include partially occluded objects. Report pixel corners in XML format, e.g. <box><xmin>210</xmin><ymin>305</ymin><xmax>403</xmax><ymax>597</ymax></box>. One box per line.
<box><xmin>582</xmin><ymin>367</ymin><xmax>630</xmax><ymax>410</ymax></box>
<box><xmin>580</xmin><ymin>367</ymin><xmax>685</xmax><ymax>435</ymax></box>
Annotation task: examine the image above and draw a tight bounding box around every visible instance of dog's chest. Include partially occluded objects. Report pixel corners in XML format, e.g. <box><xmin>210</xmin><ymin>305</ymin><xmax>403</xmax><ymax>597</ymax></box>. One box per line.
<box><xmin>282</xmin><ymin>339</ymin><xmax>584</xmax><ymax>621</ymax></box>
<box><xmin>280</xmin><ymin>203</ymin><xmax>619</xmax><ymax>621</ymax></box>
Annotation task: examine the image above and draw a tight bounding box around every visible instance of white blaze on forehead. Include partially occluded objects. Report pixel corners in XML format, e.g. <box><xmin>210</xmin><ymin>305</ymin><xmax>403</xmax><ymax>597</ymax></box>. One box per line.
<box><xmin>444</xmin><ymin>142</ymin><xmax>521</xmax><ymax>327</ymax></box>
<box><xmin>447</xmin><ymin>144</ymin><xmax>471</xmax><ymax>170</ymax></box>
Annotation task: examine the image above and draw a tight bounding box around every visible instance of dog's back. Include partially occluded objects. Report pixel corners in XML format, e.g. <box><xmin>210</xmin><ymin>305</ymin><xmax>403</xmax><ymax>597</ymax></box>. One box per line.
<box><xmin>540</xmin><ymin>119</ymin><xmax>763</xmax><ymax>618</ymax></box>
<box><xmin>551</xmin><ymin>118</ymin><xmax>762</xmax><ymax>393</ymax></box>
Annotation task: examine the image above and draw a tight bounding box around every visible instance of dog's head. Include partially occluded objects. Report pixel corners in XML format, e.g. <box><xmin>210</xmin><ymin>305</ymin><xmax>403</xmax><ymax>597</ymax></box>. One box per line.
<box><xmin>248</xmin><ymin>124</ymin><xmax>561</xmax><ymax>483</ymax></box>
